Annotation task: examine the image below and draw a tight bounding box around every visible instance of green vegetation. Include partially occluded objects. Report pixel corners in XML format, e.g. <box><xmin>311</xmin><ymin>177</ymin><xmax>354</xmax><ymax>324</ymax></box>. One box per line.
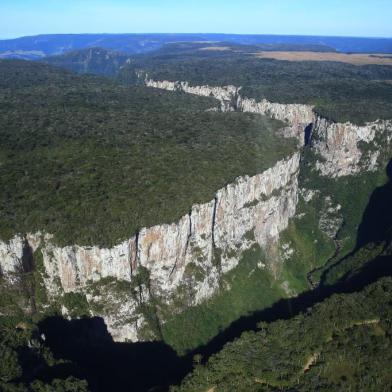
<box><xmin>120</xmin><ymin>48</ymin><xmax>392</xmax><ymax>124</ymax></box>
<box><xmin>301</xmin><ymin>148</ymin><xmax>391</xmax><ymax>284</ymax></box>
<box><xmin>1</xmin><ymin>44</ymin><xmax>392</xmax><ymax>392</ymax></box>
<box><xmin>277</xmin><ymin>196</ymin><xmax>336</xmax><ymax>292</ymax></box>
<box><xmin>0</xmin><ymin>59</ymin><xmax>295</xmax><ymax>246</ymax></box>
<box><xmin>173</xmin><ymin>276</ymin><xmax>392</xmax><ymax>391</ymax></box>
<box><xmin>322</xmin><ymin>243</ymin><xmax>385</xmax><ymax>286</ymax></box>
<box><xmin>137</xmin><ymin>148</ymin><xmax>392</xmax><ymax>354</ymax></box>
<box><xmin>168</xmin><ymin>145</ymin><xmax>392</xmax><ymax>389</ymax></box>
<box><xmin>161</xmin><ymin>245</ymin><xmax>287</xmax><ymax>355</ymax></box>
<box><xmin>43</xmin><ymin>47</ymin><xmax>130</xmax><ymax>76</ymax></box>
<box><xmin>0</xmin><ymin>316</ymin><xmax>88</xmax><ymax>391</ymax></box>
<box><xmin>60</xmin><ymin>293</ymin><xmax>90</xmax><ymax>318</ymax></box>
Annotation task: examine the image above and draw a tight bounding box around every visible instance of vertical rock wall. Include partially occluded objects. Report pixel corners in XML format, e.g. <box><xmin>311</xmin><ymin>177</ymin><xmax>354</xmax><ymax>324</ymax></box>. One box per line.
<box><xmin>0</xmin><ymin>153</ymin><xmax>300</xmax><ymax>341</ymax></box>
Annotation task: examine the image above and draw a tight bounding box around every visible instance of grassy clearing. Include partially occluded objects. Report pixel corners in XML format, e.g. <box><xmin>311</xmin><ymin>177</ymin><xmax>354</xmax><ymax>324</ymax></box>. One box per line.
<box><xmin>255</xmin><ymin>51</ymin><xmax>392</xmax><ymax>66</ymax></box>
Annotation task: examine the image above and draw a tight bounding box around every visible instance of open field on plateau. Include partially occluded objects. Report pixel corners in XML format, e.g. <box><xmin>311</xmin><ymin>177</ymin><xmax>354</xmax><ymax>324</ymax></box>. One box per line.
<box><xmin>255</xmin><ymin>51</ymin><xmax>392</xmax><ymax>66</ymax></box>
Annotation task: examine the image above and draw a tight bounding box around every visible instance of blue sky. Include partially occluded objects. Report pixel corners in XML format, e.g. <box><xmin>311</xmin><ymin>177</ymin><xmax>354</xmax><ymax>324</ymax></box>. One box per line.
<box><xmin>0</xmin><ymin>0</ymin><xmax>391</xmax><ymax>39</ymax></box>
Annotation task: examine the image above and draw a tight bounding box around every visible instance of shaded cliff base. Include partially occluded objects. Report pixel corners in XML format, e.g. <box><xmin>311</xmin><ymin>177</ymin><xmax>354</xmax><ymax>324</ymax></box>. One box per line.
<box><xmin>7</xmin><ymin>236</ymin><xmax>390</xmax><ymax>392</ymax></box>
<box><xmin>4</xmin><ymin>179</ymin><xmax>392</xmax><ymax>392</ymax></box>
<box><xmin>175</xmin><ymin>274</ymin><xmax>392</xmax><ymax>391</ymax></box>
<box><xmin>2</xmin><ymin>158</ymin><xmax>392</xmax><ymax>391</ymax></box>
<box><xmin>1</xmin><ymin>154</ymin><xmax>391</xmax><ymax>392</ymax></box>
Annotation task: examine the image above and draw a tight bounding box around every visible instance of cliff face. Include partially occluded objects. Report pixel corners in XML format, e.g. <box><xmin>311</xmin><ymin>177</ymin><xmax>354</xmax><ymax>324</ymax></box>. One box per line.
<box><xmin>145</xmin><ymin>77</ymin><xmax>391</xmax><ymax>177</ymax></box>
<box><xmin>2</xmin><ymin>78</ymin><xmax>391</xmax><ymax>343</ymax></box>
<box><xmin>145</xmin><ymin>78</ymin><xmax>315</xmax><ymax>144</ymax></box>
<box><xmin>144</xmin><ymin>79</ymin><xmax>240</xmax><ymax>112</ymax></box>
<box><xmin>0</xmin><ymin>154</ymin><xmax>300</xmax><ymax>341</ymax></box>
<box><xmin>312</xmin><ymin>117</ymin><xmax>392</xmax><ymax>177</ymax></box>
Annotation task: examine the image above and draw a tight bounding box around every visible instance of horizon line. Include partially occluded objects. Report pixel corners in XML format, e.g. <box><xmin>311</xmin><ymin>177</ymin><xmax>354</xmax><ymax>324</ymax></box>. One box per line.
<box><xmin>1</xmin><ymin>32</ymin><xmax>392</xmax><ymax>41</ymax></box>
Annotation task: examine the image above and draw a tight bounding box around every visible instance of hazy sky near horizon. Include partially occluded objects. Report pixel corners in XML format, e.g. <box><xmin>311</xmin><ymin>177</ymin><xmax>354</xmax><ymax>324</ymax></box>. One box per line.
<box><xmin>0</xmin><ymin>0</ymin><xmax>391</xmax><ymax>39</ymax></box>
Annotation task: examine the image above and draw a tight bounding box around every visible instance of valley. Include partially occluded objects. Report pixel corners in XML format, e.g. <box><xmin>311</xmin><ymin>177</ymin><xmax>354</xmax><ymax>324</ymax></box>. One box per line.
<box><xmin>0</xmin><ymin>37</ymin><xmax>391</xmax><ymax>392</ymax></box>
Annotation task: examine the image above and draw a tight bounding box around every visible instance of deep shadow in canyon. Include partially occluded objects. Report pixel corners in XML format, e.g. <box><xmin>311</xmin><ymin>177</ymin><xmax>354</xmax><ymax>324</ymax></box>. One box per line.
<box><xmin>36</xmin><ymin>160</ymin><xmax>392</xmax><ymax>392</ymax></box>
<box><xmin>355</xmin><ymin>159</ymin><xmax>392</xmax><ymax>249</ymax></box>
<box><xmin>37</xmin><ymin>317</ymin><xmax>185</xmax><ymax>392</ymax></box>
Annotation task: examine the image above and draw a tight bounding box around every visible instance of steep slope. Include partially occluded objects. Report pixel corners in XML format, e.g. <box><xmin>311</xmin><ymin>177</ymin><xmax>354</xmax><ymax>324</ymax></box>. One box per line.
<box><xmin>173</xmin><ymin>274</ymin><xmax>392</xmax><ymax>391</ymax></box>
<box><xmin>133</xmin><ymin>75</ymin><xmax>392</xmax><ymax>351</ymax></box>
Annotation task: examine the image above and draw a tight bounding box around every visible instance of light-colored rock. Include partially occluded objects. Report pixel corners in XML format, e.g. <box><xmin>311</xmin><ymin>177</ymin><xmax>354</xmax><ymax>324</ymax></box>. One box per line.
<box><xmin>144</xmin><ymin>78</ymin><xmax>392</xmax><ymax>177</ymax></box>
<box><xmin>0</xmin><ymin>153</ymin><xmax>300</xmax><ymax>341</ymax></box>
<box><xmin>300</xmin><ymin>188</ymin><xmax>320</xmax><ymax>203</ymax></box>
<box><xmin>145</xmin><ymin>77</ymin><xmax>314</xmax><ymax>144</ymax></box>
<box><xmin>85</xmin><ymin>284</ymin><xmax>149</xmax><ymax>342</ymax></box>
<box><xmin>0</xmin><ymin>233</ymin><xmax>42</xmax><ymax>278</ymax></box>
<box><xmin>42</xmin><ymin>239</ymin><xmax>136</xmax><ymax>293</ymax></box>
<box><xmin>318</xmin><ymin>196</ymin><xmax>343</xmax><ymax>239</ymax></box>
<box><xmin>214</xmin><ymin>154</ymin><xmax>299</xmax><ymax>272</ymax></box>
<box><xmin>0</xmin><ymin>236</ymin><xmax>24</xmax><ymax>277</ymax></box>
<box><xmin>4</xmin><ymin>78</ymin><xmax>390</xmax><ymax>342</ymax></box>
<box><xmin>280</xmin><ymin>242</ymin><xmax>295</xmax><ymax>262</ymax></box>
<box><xmin>313</xmin><ymin>117</ymin><xmax>392</xmax><ymax>177</ymax></box>
<box><xmin>145</xmin><ymin>79</ymin><xmax>239</xmax><ymax>112</ymax></box>
<box><xmin>237</xmin><ymin>96</ymin><xmax>314</xmax><ymax>142</ymax></box>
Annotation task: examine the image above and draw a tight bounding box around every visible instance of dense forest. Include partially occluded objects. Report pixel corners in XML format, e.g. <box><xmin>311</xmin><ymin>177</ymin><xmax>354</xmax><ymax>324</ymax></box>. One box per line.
<box><xmin>43</xmin><ymin>47</ymin><xmax>131</xmax><ymax>76</ymax></box>
<box><xmin>118</xmin><ymin>44</ymin><xmax>392</xmax><ymax>124</ymax></box>
<box><xmin>174</xmin><ymin>275</ymin><xmax>392</xmax><ymax>391</ymax></box>
<box><xmin>0</xmin><ymin>59</ymin><xmax>294</xmax><ymax>246</ymax></box>
<box><xmin>33</xmin><ymin>42</ymin><xmax>392</xmax><ymax>124</ymax></box>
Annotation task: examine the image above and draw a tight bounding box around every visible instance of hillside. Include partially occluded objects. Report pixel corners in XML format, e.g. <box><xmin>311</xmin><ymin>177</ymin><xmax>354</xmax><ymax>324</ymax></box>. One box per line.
<box><xmin>1</xmin><ymin>246</ymin><xmax>391</xmax><ymax>391</ymax></box>
<box><xmin>174</xmin><ymin>274</ymin><xmax>392</xmax><ymax>391</ymax></box>
<box><xmin>171</xmin><ymin>162</ymin><xmax>392</xmax><ymax>391</ymax></box>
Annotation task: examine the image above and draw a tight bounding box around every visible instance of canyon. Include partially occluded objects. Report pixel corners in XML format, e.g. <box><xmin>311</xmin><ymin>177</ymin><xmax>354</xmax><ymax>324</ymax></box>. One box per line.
<box><xmin>1</xmin><ymin>77</ymin><xmax>391</xmax><ymax>342</ymax></box>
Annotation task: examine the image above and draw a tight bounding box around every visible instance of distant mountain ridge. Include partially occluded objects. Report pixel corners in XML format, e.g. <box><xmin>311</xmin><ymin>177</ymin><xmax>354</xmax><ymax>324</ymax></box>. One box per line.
<box><xmin>0</xmin><ymin>33</ymin><xmax>392</xmax><ymax>60</ymax></box>
<box><xmin>43</xmin><ymin>47</ymin><xmax>131</xmax><ymax>76</ymax></box>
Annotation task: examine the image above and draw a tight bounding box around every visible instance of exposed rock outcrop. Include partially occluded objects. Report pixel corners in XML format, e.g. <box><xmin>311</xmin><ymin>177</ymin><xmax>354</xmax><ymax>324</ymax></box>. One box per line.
<box><xmin>312</xmin><ymin>117</ymin><xmax>392</xmax><ymax>177</ymax></box>
<box><xmin>145</xmin><ymin>78</ymin><xmax>314</xmax><ymax>144</ymax></box>
<box><xmin>2</xmin><ymin>77</ymin><xmax>391</xmax><ymax>343</ymax></box>
<box><xmin>0</xmin><ymin>154</ymin><xmax>300</xmax><ymax>341</ymax></box>
<box><xmin>0</xmin><ymin>233</ymin><xmax>41</xmax><ymax>279</ymax></box>
<box><xmin>237</xmin><ymin>96</ymin><xmax>314</xmax><ymax>142</ymax></box>
<box><xmin>144</xmin><ymin>79</ymin><xmax>240</xmax><ymax>112</ymax></box>
<box><xmin>145</xmin><ymin>77</ymin><xmax>392</xmax><ymax>177</ymax></box>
